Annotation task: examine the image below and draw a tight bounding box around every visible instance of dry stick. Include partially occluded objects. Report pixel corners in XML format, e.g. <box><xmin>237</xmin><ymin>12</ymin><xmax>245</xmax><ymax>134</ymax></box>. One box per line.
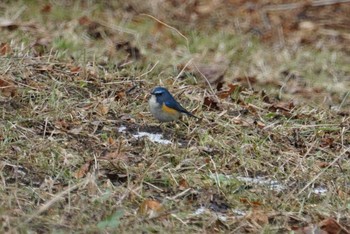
<box><xmin>173</xmin><ymin>58</ymin><xmax>193</xmax><ymax>84</ymax></box>
<box><xmin>24</xmin><ymin>179</ymin><xmax>87</xmax><ymax>223</ymax></box>
<box><xmin>140</xmin><ymin>14</ymin><xmax>189</xmax><ymax>50</ymax></box>
<box><xmin>193</xmin><ymin>63</ymin><xmax>220</xmax><ymax>103</ymax></box>
<box><xmin>263</xmin><ymin>0</ymin><xmax>350</xmax><ymax>11</ymax></box>
<box><xmin>283</xmin><ymin>147</ymin><xmax>350</xmax><ymax>204</ymax></box>
<box><xmin>296</xmin><ymin>147</ymin><xmax>349</xmax><ymax>196</ymax></box>
<box><xmin>168</xmin><ymin>188</ymin><xmax>192</xmax><ymax>200</ymax></box>
<box><xmin>282</xmin><ymin>147</ymin><xmax>349</xmax><ymax>203</ymax></box>
<box><xmin>284</xmin><ymin>141</ymin><xmax>318</xmax><ymax>184</ymax></box>
<box><xmin>95</xmin><ymin>19</ymin><xmax>137</xmax><ymax>36</ymax></box>
<box><xmin>136</xmin><ymin>61</ymin><xmax>159</xmax><ymax>79</ymax></box>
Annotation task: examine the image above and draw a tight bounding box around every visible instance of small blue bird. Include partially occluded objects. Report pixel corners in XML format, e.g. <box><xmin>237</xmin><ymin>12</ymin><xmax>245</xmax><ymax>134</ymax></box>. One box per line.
<box><xmin>149</xmin><ymin>87</ymin><xmax>198</xmax><ymax>122</ymax></box>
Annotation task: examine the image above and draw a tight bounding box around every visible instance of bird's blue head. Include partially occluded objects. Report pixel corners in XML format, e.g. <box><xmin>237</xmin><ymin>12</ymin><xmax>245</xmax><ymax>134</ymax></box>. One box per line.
<box><xmin>150</xmin><ymin>87</ymin><xmax>173</xmax><ymax>104</ymax></box>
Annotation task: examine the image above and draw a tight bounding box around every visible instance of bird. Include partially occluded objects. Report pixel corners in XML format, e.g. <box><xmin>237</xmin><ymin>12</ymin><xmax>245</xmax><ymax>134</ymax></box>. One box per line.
<box><xmin>149</xmin><ymin>86</ymin><xmax>198</xmax><ymax>122</ymax></box>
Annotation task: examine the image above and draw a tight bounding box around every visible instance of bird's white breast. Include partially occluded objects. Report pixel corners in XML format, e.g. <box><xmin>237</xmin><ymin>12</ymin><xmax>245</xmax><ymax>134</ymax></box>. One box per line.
<box><xmin>149</xmin><ymin>95</ymin><xmax>160</xmax><ymax>111</ymax></box>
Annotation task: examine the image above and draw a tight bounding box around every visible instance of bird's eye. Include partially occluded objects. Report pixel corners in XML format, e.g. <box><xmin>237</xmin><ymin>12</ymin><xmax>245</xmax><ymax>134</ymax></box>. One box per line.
<box><xmin>154</xmin><ymin>91</ymin><xmax>163</xmax><ymax>96</ymax></box>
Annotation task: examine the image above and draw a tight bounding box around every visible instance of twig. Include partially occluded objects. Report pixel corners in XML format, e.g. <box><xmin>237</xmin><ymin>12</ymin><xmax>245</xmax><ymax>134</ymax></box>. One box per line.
<box><xmin>136</xmin><ymin>61</ymin><xmax>159</xmax><ymax>79</ymax></box>
<box><xmin>263</xmin><ymin>0</ymin><xmax>350</xmax><ymax>12</ymax></box>
<box><xmin>141</xmin><ymin>14</ymin><xmax>189</xmax><ymax>49</ymax></box>
<box><xmin>173</xmin><ymin>58</ymin><xmax>193</xmax><ymax>84</ymax></box>
<box><xmin>167</xmin><ymin>188</ymin><xmax>192</xmax><ymax>200</ymax></box>
<box><xmin>192</xmin><ymin>63</ymin><xmax>219</xmax><ymax>103</ymax></box>
<box><xmin>24</xmin><ymin>179</ymin><xmax>87</xmax><ymax>223</ymax></box>
<box><xmin>297</xmin><ymin>147</ymin><xmax>350</xmax><ymax>196</ymax></box>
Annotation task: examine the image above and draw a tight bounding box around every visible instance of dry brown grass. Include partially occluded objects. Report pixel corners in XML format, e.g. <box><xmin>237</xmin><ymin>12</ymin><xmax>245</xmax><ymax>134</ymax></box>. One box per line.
<box><xmin>0</xmin><ymin>0</ymin><xmax>349</xmax><ymax>233</ymax></box>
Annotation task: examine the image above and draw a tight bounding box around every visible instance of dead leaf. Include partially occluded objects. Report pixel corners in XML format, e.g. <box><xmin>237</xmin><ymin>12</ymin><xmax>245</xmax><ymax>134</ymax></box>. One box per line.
<box><xmin>255</xmin><ymin>120</ymin><xmax>266</xmax><ymax>129</ymax></box>
<box><xmin>70</xmin><ymin>66</ymin><xmax>81</xmax><ymax>74</ymax></box>
<box><xmin>74</xmin><ymin>160</ymin><xmax>93</xmax><ymax>179</ymax></box>
<box><xmin>234</xmin><ymin>76</ymin><xmax>257</xmax><ymax>86</ymax></box>
<box><xmin>54</xmin><ymin>119</ymin><xmax>70</xmax><ymax>130</ymax></box>
<box><xmin>319</xmin><ymin>218</ymin><xmax>350</xmax><ymax>234</ymax></box>
<box><xmin>0</xmin><ymin>42</ymin><xmax>11</xmax><ymax>55</ymax></box>
<box><xmin>138</xmin><ymin>199</ymin><xmax>164</xmax><ymax>218</ymax></box>
<box><xmin>178</xmin><ymin>178</ymin><xmax>189</xmax><ymax>190</ymax></box>
<box><xmin>0</xmin><ymin>77</ymin><xmax>17</xmax><ymax>97</ymax></box>
<box><xmin>268</xmin><ymin>101</ymin><xmax>295</xmax><ymax>113</ymax></box>
<box><xmin>240</xmin><ymin>198</ymin><xmax>262</xmax><ymax>207</ymax></box>
<box><xmin>97</xmin><ymin>103</ymin><xmax>109</xmax><ymax>116</ymax></box>
<box><xmin>317</xmin><ymin>161</ymin><xmax>330</xmax><ymax>168</ymax></box>
<box><xmin>337</xmin><ymin>189</ymin><xmax>348</xmax><ymax>200</ymax></box>
<box><xmin>108</xmin><ymin>137</ymin><xmax>115</xmax><ymax>146</ymax></box>
<box><xmin>320</xmin><ymin>136</ymin><xmax>334</xmax><ymax>148</ymax></box>
<box><xmin>203</xmin><ymin>96</ymin><xmax>220</xmax><ymax>110</ymax></box>
<box><xmin>218</xmin><ymin>83</ymin><xmax>239</xmax><ymax>99</ymax></box>
<box><xmin>41</xmin><ymin>4</ymin><xmax>52</xmax><ymax>13</ymax></box>
<box><xmin>78</xmin><ymin>16</ymin><xmax>91</xmax><ymax>26</ymax></box>
<box><xmin>115</xmin><ymin>91</ymin><xmax>126</xmax><ymax>100</ymax></box>
<box><xmin>245</xmin><ymin>207</ymin><xmax>269</xmax><ymax>227</ymax></box>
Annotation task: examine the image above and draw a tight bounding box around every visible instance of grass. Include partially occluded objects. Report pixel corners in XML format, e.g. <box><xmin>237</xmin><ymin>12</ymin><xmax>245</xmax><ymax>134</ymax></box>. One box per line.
<box><xmin>0</xmin><ymin>0</ymin><xmax>350</xmax><ymax>233</ymax></box>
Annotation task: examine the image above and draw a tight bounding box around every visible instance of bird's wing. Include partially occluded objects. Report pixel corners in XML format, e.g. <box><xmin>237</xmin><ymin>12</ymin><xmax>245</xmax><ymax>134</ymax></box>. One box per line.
<box><xmin>164</xmin><ymin>100</ymin><xmax>197</xmax><ymax>118</ymax></box>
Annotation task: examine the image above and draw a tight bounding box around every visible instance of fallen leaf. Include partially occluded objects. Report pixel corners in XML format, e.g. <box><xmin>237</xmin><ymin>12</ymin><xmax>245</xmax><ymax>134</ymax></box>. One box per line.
<box><xmin>255</xmin><ymin>120</ymin><xmax>266</xmax><ymax>129</ymax></box>
<box><xmin>70</xmin><ymin>66</ymin><xmax>81</xmax><ymax>74</ymax></box>
<box><xmin>0</xmin><ymin>77</ymin><xmax>17</xmax><ymax>97</ymax></box>
<box><xmin>115</xmin><ymin>91</ymin><xmax>126</xmax><ymax>100</ymax></box>
<box><xmin>203</xmin><ymin>96</ymin><xmax>220</xmax><ymax>110</ymax></box>
<box><xmin>100</xmin><ymin>151</ymin><xmax>127</xmax><ymax>161</ymax></box>
<box><xmin>319</xmin><ymin>218</ymin><xmax>350</xmax><ymax>234</ymax></box>
<box><xmin>234</xmin><ymin>76</ymin><xmax>257</xmax><ymax>86</ymax></box>
<box><xmin>0</xmin><ymin>42</ymin><xmax>11</xmax><ymax>55</ymax></box>
<box><xmin>74</xmin><ymin>160</ymin><xmax>93</xmax><ymax>179</ymax></box>
<box><xmin>54</xmin><ymin>119</ymin><xmax>70</xmax><ymax>130</ymax></box>
<box><xmin>337</xmin><ymin>189</ymin><xmax>348</xmax><ymax>200</ymax></box>
<box><xmin>78</xmin><ymin>16</ymin><xmax>91</xmax><ymax>25</ymax></box>
<box><xmin>268</xmin><ymin>101</ymin><xmax>295</xmax><ymax>113</ymax></box>
<box><xmin>240</xmin><ymin>198</ymin><xmax>262</xmax><ymax>207</ymax></box>
<box><xmin>245</xmin><ymin>207</ymin><xmax>269</xmax><ymax>227</ymax></box>
<box><xmin>317</xmin><ymin>161</ymin><xmax>330</xmax><ymax>168</ymax></box>
<box><xmin>320</xmin><ymin>136</ymin><xmax>334</xmax><ymax>148</ymax></box>
<box><xmin>108</xmin><ymin>137</ymin><xmax>115</xmax><ymax>145</ymax></box>
<box><xmin>138</xmin><ymin>199</ymin><xmax>164</xmax><ymax>218</ymax></box>
<box><xmin>41</xmin><ymin>4</ymin><xmax>52</xmax><ymax>13</ymax></box>
<box><xmin>218</xmin><ymin>83</ymin><xmax>239</xmax><ymax>99</ymax></box>
<box><xmin>179</xmin><ymin>178</ymin><xmax>189</xmax><ymax>190</ymax></box>
<box><xmin>97</xmin><ymin>104</ymin><xmax>109</xmax><ymax>115</ymax></box>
